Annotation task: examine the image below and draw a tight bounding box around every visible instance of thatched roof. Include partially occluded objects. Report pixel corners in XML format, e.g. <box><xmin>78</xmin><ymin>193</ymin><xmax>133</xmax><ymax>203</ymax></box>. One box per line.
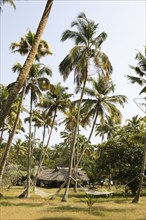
<box><xmin>38</xmin><ymin>167</ymin><xmax>89</xmax><ymax>183</ymax></box>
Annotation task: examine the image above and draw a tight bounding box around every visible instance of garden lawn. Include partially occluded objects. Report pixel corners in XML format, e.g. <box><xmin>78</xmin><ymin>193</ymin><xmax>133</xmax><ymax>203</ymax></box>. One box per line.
<box><xmin>0</xmin><ymin>186</ymin><xmax>146</xmax><ymax>220</ymax></box>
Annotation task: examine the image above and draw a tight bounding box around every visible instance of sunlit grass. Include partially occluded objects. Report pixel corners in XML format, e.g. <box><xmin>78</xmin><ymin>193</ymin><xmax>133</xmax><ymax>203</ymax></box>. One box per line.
<box><xmin>0</xmin><ymin>186</ymin><xmax>146</xmax><ymax>220</ymax></box>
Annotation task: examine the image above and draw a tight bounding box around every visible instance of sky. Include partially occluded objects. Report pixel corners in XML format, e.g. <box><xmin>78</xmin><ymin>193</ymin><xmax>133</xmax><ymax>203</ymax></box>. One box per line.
<box><xmin>0</xmin><ymin>0</ymin><xmax>146</xmax><ymax>146</ymax></box>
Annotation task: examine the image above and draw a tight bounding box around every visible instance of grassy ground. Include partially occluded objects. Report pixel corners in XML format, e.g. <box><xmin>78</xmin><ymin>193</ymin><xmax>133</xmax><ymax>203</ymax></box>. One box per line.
<box><xmin>0</xmin><ymin>186</ymin><xmax>146</xmax><ymax>220</ymax></box>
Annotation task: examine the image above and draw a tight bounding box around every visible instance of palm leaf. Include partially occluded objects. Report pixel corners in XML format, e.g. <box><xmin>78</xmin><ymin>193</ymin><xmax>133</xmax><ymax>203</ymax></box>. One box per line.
<box><xmin>129</xmin><ymin>65</ymin><xmax>145</xmax><ymax>77</ymax></box>
<box><xmin>126</xmin><ymin>75</ymin><xmax>144</xmax><ymax>86</ymax></box>
<box><xmin>139</xmin><ymin>86</ymin><xmax>146</xmax><ymax>95</ymax></box>
<box><xmin>94</xmin><ymin>32</ymin><xmax>107</xmax><ymax>48</ymax></box>
<box><xmin>61</xmin><ymin>30</ymin><xmax>79</xmax><ymax>42</ymax></box>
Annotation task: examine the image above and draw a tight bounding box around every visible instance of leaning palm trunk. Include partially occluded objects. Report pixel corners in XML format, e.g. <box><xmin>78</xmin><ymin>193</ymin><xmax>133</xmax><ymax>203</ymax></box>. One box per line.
<box><xmin>62</xmin><ymin>73</ymin><xmax>87</xmax><ymax>202</ymax></box>
<box><xmin>77</xmin><ymin>110</ymin><xmax>99</xmax><ymax>167</ymax></box>
<box><xmin>50</xmin><ymin>179</ymin><xmax>68</xmax><ymax>200</ymax></box>
<box><xmin>132</xmin><ymin>130</ymin><xmax>146</xmax><ymax>203</ymax></box>
<box><xmin>0</xmin><ymin>84</ymin><xmax>26</xmax><ymax>186</ymax></box>
<box><xmin>0</xmin><ymin>0</ymin><xmax>54</xmax><ymax>128</ymax></box>
<box><xmin>33</xmin><ymin>110</ymin><xmax>57</xmax><ymax>191</ymax></box>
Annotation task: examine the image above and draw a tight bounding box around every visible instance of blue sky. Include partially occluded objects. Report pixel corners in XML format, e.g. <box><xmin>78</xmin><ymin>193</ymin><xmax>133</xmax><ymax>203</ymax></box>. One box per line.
<box><xmin>0</xmin><ymin>0</ymin><xmax>145</xmax><ymax>145</ymax></box>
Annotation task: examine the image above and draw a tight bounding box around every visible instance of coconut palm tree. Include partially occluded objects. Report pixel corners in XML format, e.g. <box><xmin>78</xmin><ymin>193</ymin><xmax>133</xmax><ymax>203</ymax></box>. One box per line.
<box><xmin>0</xmin><ymin>0</ymin><xmax>54</xmax><ymax>128</ymax></box>
<box><xmin>126</xmin><ymin>47</ymin><xmax>146</xmax><ymax>203</ymax></box>
<box><xmin>33</xmin><ymin>83</ymin><xmax>73</xmax><ymax>191</ymax></box>
<box><xmin>61</xmin><ymin>103</ymin><xmax>91</xmax><ymax>192</ymax></box>
<box><xmin>30</xmin><ymin>109</ymin><xmax>53</xmax><ymax>191</ymax></box>
<box><xmin>59</xmin><ymin>12</ymin><xmax>113</xmax><ymax>201</ymax></box>
<box><xmin>77</xmin><ymin>76</ymin><xmax>127</xmax><ymax>166</ymax></box>
<box><xmin>13</xmin><ymin>62</ymin><xmax>52</xmax><ymax>198</ymax></box>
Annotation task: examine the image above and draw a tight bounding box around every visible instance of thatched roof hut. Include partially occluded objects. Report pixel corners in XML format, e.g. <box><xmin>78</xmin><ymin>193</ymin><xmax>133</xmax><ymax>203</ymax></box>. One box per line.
<box><xmin>37</xmin><ymin>167</ymin><xmax>89</xmax><ymax>187</ymax></box>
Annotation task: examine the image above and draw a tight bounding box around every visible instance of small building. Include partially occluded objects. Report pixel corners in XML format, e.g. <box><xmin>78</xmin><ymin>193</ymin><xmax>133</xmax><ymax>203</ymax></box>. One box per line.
<box><xmin>37</xmin><ymin>167</ymin><xmax>89</xmax><ymax>188</ymax></box>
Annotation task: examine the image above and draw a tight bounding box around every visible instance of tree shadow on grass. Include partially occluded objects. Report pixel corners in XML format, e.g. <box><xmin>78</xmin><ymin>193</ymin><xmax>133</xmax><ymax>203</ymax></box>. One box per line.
<box><xmin>49</xmin><ymin>203</ymin><xmax>138</xmax><ymax>219</ymax></box>
<box><xmin>0</xmin><ymin>201</ymin><xmax>13</xmax><ymax>206</ymax></box>
<box><xmin>0</xmin><ymin>201</ymin><xmax>42</xmax><ymax>207</ymax></box>
<box><xmin>51</xmin><ymin>205</ymin><xmax>86</xmax><ymax>213</ymax></box>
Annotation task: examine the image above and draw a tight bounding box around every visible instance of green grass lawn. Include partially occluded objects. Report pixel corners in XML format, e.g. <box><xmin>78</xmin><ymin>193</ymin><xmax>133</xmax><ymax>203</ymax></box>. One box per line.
<box><xmin>0</xmin><ymin>186</ymin><xmax>146</xmax><ymax>220</ymax></box>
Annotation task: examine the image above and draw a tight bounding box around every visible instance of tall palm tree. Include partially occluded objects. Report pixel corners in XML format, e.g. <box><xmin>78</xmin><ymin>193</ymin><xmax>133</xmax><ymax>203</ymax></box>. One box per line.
<box><xmin>127</xmin><ymin>47</ymin><xmax>146</xmax><ymax>203</ymax></box>
<box><xmin>13</xmin><ymin>62</ymin><xmax>52</xmax><ymax>198</ymax></box>
<box><xmin>59</xmin><ymin>12</ymin><xmax>113</xmax><ymax>201</ymax></box>
<box><xmin>61</xmin><ymin>103</ymin><xmax>91</xmax><ymax>192</ymax></box>
<box><xmin>30</xmin><ymin>109</ymin><xmax>53</xmax><ymax>191</ymax></box>
<box><xmin>77</xmin><ymin>76</ymin><xmax>127</xmax><ymax>166</ymax></box>
<box><xmin>33</xmin><ymin>83</ymin><xmax>72</xmax><ymax>191</ymax></box>
<box><xmin>0</xmin><ymin>0</ymin><xmax>54</xmax><ymax>128</ymax></box>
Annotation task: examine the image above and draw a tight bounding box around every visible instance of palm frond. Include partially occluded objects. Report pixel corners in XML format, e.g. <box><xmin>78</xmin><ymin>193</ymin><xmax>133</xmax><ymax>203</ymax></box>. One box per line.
<box><xmin>93</xmin><ymin>51</ymin><xmax>113</xmax><ymax>77</ymax></box>
<box><xmin>38</xmin><ymin>66</ymin><xmax>52</xmax><ymax>77</ymax></box>
<box><xmin>61</xmin><ymin>30</ymin><xmax>79</xmax><ymax>42</ymax></box>
<box><xmin>37</xmin><ymin>78</ymin><xmax>50</xmax><ymax>91</ymax></box>
<box><xmin>59</xmin><ymin>54</ymin><xmax>73</xmax><ymax>81</ymax></box>
<box><xmin>126</xmin><ymin>75</ymin><xmax>145</xmax><ymax>86</ymax></box>
<box><xmin>2</xmin><ymin>0</ymin><xmax>16</xmax><ymax>9</ymax></box>
<box><xmin>94</xmin><ymin>32</ymin><xmax>107</xmax><ymax>48</ymax></box>
<box><xmin>12</xmin><ymin>62</ymin><xmax>22</xmax><ymax>73</ymax></box>
<box><xmin>129</xmin><ymin>65</ymin><xmax>145</xmax><ymax>77</ymax></box>
<box><xmin>139</xmin><ymin>86</ymin><xmax>146</xmax><ymax>95</ymax></box>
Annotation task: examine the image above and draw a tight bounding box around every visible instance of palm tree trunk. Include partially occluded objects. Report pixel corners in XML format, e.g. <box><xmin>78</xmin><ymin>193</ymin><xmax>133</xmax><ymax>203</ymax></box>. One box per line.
<box><xmin>77</xmin><ymin>110</ymin><xmax>98</xmax><ymax>167</ymax></box>
<box><xmin>62</xmin><ymin>73</ymin><xmax>87</xmax><ymax>202</ymax></box>
<box><xmin>0</xmin><ymin>123</ymin><xmax>5</xmax><ymax>147</ymax></box>
<box><xmin>31</xmin><ymin>125</ymin><xmax>37</xmax><ymax>157</ymax></box>
<box><xmin>132</xmin><ymin>130</ymin><xmax>146</xmax><ymax>203</ymax></box>
<box><xmin>50</xmin><ymin>179</ymin><xmax>67</xmax><ymax>200</ymax></box>
<box><xmin>26</xmin><ymin>91</ymin><xmax>33</xmax><ymax>198</ymax></box>
<box><xmin>0</xmin><ymin>0</ymin><xmax>54</xmax><ymax>128</ymax></box>
<box><xmin>0</xmin><ymin>84</ymin><xmax>26</xmax><ymax>186</ymax></box>
<box><xmin>74</xmin><ymin>126</ymin><xmax>79</xmax><ymax>192</ymax></box>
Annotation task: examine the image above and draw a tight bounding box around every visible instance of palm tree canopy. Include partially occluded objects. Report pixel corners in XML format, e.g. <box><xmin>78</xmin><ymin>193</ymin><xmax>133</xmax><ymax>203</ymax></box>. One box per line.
<box><xmin>125</xmin><ymin>115</ymin><xmax>145</xmax><ymax>132</ymax></box>
<box><xmin>10</xmin><ymin>30</ymin><xmax>52</xmax><ymax>61</ymax></box>
<box><xmin>95</xmin><ymin>116</ymin><xmax>120</xmax><ymax>140</ymax></box>
<box><xmin>60</xmin><ymin>102</ymin><xmax>91</xmax><ymax>132</ymax></box>
<box><xmin>12</xmin><ymin>62</ymin><xmax>52</xmax><ymax>106</ymax></box>
<box><xmin>81</xmin><ymin>75</ymin><xmax>127</xmax><ymax>124</ymax></box>
<box><xmin>59</xmin><ymin>12</ymin><xmax>113</xmax><ymax>85</ymax></box>
<box><xmin>40</xmin><ymin>82</ymin><xmax>73</xmax><ymax>118</ymax></box>
<box><xmin>126</xmin><ymin>46</ymin><xmax>146</xmax><ymax>94</ymax></box>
